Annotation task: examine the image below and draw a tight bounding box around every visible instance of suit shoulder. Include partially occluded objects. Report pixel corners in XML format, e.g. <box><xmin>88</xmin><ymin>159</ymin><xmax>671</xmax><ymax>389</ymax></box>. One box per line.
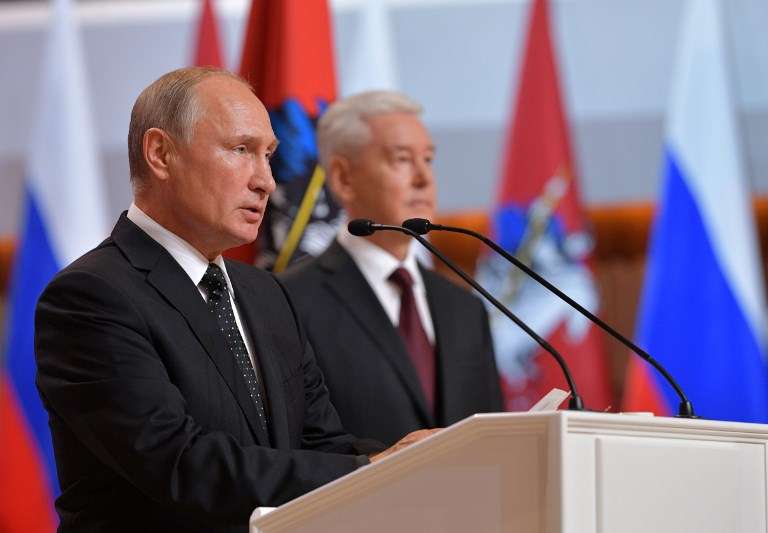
<box><xmin>277</xmin><ymin>254</ymin><xmax>326</xmax><ymax>293</ymax></box>
<box><xmin>48</xmin><ymin>238</ymin><xmax>132</xmax><ymax>288</ymax></box>
<box><xmin>423</xmin><ymin>268</ymin><xmax>483</xmax><ymax>305</ymax></box>
<box><xmin>37</xmin><ymin>240</ymin><xmax>150</xmax><ymax>334</ymax></box>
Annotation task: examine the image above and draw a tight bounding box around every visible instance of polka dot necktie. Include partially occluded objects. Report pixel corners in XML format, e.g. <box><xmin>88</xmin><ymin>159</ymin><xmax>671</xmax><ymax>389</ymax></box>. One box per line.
<box><xmin>200</xmin><ymin>263</ymin><xmax>268</xmax><ymax>433</ymax></box>
<box><xmin>389</xmin><ymin>267</ymin><xmax>436</xmax><ymax>414</ymax></box>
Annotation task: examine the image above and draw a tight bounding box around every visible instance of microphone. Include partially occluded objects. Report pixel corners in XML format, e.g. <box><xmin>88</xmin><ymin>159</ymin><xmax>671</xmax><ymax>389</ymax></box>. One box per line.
<box><xmin>347</xmin><ymin>218</ymin><xmax>378</xmax><ymax>237</ymax></box>
<box><xmin>347</xmin><ymin>218</ymin><xmax>586</xmax><ymax>411</ymax></box>
<box><xmin>403</xmin><ymin>217</ymin><xmax>696</xmax><ymax>419</ymax></box>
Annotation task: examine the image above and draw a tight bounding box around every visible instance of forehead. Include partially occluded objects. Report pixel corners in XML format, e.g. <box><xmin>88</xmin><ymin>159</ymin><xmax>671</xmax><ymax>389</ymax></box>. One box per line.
<box><xmin>193</xmin><ymin>76</ymin><xmax>273</xmax><ymax>137</ymax></box>
<box><xmin>365</xmin><ymin>112</ymin><xmax>433</xmax><ymax>149</ymax></box>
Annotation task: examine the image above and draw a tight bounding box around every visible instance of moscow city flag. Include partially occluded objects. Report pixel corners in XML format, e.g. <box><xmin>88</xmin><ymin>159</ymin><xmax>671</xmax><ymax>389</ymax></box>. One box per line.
<box><xmin>476</xmin><ymin>0</ymin><xmax>612</xmax><ymax>411</ymax></box>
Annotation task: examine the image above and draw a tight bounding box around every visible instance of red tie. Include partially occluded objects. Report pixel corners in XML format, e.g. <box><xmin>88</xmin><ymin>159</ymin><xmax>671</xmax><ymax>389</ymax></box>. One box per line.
<box><xmin>389</xmin><ymin>267</ymin><xmax>436</xmax><ymax>413</ymax></box>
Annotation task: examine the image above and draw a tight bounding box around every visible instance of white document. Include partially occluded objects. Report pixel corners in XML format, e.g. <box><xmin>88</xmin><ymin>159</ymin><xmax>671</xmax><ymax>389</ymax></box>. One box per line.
<box><xmin>528</xmin><ymin>388</ymin><xmax>570</xmax><ymax>412</ymax></box>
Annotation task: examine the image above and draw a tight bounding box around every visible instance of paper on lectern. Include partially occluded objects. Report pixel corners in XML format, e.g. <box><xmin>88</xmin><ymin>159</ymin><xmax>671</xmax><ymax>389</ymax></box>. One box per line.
<box><xmin>528</xmin><ymin>388</ymin><xmax>570</xmax><ymax>412</ymax></box>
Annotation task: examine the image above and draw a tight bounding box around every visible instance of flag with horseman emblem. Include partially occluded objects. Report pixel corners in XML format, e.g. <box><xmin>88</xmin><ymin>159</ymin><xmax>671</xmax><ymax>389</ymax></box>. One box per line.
<box><xmin>476</xmin><ymin>0</ymin><xmax>612</xmax><ymax>411</ymax></box>
<box><xmin>237</xmin><ymin>0</ymin><xmax>342</xmax><ymax>269</ymax></box>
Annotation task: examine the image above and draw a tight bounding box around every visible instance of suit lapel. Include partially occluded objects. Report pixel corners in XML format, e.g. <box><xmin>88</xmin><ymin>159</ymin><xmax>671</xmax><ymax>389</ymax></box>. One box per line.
<box><xmin>319</xmin><ymin>242</ymin><xmax>434</xmax><ymax>426</ymax></box>
<box><xmin>228</xmin><ymin>270</ymin><xmax>291</xmax><ymax>449</ymax></box>
<box><xmin>111</xmin><ymin>214</ymin><xmax>271</xmax><ymax>446</ymax></box>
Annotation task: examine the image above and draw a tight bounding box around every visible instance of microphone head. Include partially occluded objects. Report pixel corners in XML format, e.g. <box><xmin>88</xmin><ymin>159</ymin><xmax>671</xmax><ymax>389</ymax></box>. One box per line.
<box><xmin>348</xmin><ymin>218</ymin><xmax>376</xmax><ymax>236</ymax></box>
<box><xmin>402</xmin><ymin>218</ymin><xmax>432</xmax><ymax>235</ymax></box>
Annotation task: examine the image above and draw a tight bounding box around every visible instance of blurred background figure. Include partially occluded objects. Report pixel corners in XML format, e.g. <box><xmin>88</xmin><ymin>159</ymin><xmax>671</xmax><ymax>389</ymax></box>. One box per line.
<box><xmin>280</xmin><ymin>90</ymin><xmax>503</xmax><ymax>446</ymax></box>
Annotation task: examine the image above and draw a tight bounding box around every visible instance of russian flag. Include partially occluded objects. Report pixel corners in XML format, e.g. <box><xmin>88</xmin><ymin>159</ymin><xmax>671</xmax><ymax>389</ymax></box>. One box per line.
<box><xmin>0</xmin><ymin>0</ymin><xmax>108</xmax><ymax>529</ymax></box>
<box><xmin>623</xmin><ymin>0</ymin><xmax>768</xmax><ymax>421</ymax></box>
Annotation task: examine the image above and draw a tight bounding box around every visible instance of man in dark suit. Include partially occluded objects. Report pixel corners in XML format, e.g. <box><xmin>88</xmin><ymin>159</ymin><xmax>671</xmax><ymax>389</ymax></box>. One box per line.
<box><xmin>280</xmin><ymin>91</ymin><xmax>503</xmax><ymax>447</ymax></box>
<box><xmin>34</xmin><ymin>68</ymin><xmax>431</xmax><ymax>533</ymax></box>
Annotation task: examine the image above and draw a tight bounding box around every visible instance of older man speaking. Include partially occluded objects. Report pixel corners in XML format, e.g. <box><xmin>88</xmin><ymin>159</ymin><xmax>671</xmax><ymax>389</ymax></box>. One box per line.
<box><xmin>34</xmin><ymin>68</ymin><xmax>431</xmax><ymax>533</ymax></box>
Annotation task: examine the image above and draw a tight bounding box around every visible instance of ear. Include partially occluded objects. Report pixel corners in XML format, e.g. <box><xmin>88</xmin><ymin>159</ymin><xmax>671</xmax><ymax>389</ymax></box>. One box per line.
<box><xmin>143</xmin><ymin>127</ymin><xmax>177</xmax><ymax>182</ymax></box>
<box><xmin>326</xmin><ymin>155</ymin><xmax>356</xmax><ymax>206</ymax></box>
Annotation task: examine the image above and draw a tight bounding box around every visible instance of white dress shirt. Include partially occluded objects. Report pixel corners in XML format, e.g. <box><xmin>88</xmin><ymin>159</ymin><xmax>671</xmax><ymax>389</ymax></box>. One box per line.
<box><xmin>337</xmin><ymin>225</ymin><xmax>435</xmax><ymax>344</ymax></box>
<box><xmin>127</xmin><ymin>203</ymin><xmax>259</xmax><ymax>372</ymax></box>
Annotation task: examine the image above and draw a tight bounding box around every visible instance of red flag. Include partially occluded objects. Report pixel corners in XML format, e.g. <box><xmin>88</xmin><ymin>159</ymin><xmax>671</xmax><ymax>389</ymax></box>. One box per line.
<box><xmin>623</xmin><ymin>360</ymin><xmax>668</xmax><ymax>414</ymax></box>
<box><xmin>476</xmin><ymin>0</ymin><xmax>612</xmax><ymax>411</ymax></box>
<box><xmin>0</xmin><ymin>378</ymin><xmax>57</xmax><ymax>533</ymax></box>
<box><xmin>193</xmin><ymin>0</ymin><xmax>224</xmax><ymax>68</ymax></box>
<box><xmin>239</xmin><ymin>0</ymin><xmax>336</xmax><ymax>114</ymax></box>
<box><xmin>236</xmin><ymin>0</ymin><xmax>341</xmax><ymax>269</ymax></box>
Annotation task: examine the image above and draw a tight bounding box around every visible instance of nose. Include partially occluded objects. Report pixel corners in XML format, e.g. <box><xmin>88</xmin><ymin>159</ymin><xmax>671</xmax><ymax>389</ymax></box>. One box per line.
<box><xmin>250</xmin><ymin>156</ymin><xmax>277</xmax><ymax>196</ymax></box>
<box><xmin>413</xmin><ymin>158</ymin><xmax>434</xmax><ymax>189</ymax></box>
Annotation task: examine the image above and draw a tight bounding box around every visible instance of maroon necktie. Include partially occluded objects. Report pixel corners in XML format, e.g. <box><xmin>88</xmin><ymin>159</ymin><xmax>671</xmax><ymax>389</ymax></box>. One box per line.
<box><xmin>389</xmin><ymin>267</ymin><xmax>436</xmax><ymax>413</ymax></box>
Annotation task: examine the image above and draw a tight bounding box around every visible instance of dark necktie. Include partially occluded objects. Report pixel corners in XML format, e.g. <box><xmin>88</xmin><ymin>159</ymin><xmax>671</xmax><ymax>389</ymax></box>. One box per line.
<box><xmin>389</xmin><ymin>267</ymin><xmax>436</xmax><ymax>413</ymax></box>
<box><xmin>200</xmin><ymin>263</ymin><xmax>269</xmax><ymax>433</ymax></box>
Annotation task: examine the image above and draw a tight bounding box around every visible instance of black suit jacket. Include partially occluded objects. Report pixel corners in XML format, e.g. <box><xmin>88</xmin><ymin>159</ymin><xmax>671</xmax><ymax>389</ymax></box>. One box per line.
<box><xmin>280</xmin><ymin>241</ymin><xmax>503</xmax><ymax>446</ymax></box>
<box><xmin>34</xmin><ymin>215</ymin><xmax>381</xmax><ymax>533</ymax></box>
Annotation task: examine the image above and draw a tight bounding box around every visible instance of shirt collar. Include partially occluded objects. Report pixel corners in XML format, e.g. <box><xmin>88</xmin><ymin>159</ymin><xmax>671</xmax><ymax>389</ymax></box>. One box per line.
<box><xmin>337</xmin><ymin>220</ymin><xmax>424</xmax><ymax>289</ymax></box>
<box><xmin>127</xmin><ymin>203</ymin><xmax>235</xmax><ymax>298</ymax></box>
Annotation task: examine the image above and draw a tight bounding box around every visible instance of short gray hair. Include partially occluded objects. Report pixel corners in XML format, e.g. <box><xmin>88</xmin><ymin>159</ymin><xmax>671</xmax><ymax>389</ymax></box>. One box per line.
<box><xmin>316</xmin><ymin>90</ymin><xmax>423</xmax><ymax>169</ymax></box>
<box><xmin>127</xmin><ymin>66</ymin><xmax>251</xmax><ymax>186</ymax></box>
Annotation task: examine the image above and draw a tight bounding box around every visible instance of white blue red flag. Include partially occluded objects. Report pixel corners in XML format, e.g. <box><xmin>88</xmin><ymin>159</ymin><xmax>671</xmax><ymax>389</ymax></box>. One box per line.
<box><xmin>476</xmin><ymin>0</ymin><xmax>612</xmax><ymax>411</ymax></box>
<box><xmin>0</xmin><ymin>0</ymin><xmax>108</xmax><ymax>529</ymax></box>
<box><xmin>623</xmin><ymin>0</ymin><xmax>768</xmax><ymax>421</ymax></box>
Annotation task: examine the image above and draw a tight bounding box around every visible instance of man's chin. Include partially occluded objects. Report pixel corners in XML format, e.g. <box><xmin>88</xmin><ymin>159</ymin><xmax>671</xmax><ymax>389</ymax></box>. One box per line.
<box><xmin>227</xmin><ymin>225</ymin><xmax>261</xmax><ymax>249</ymax></box>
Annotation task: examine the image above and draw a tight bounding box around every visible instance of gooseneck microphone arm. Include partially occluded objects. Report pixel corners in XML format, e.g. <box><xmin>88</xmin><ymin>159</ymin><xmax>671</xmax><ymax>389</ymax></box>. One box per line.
<box><xmin>348</xmin><ymin>218</ymin><xmax>585</xmax><ymax>411</ymax></box>
<box><xmin>402</xmin><ymin>217</ymin><xmax>695</xmax><ymax>419</ymax></box>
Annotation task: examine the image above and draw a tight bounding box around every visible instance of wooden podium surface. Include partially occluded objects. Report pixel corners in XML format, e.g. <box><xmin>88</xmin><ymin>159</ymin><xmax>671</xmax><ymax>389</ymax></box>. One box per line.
<box><xmin>251</xmin><ymin>411</ymin><xmax>768</xmax><ymax>533</ymax></box>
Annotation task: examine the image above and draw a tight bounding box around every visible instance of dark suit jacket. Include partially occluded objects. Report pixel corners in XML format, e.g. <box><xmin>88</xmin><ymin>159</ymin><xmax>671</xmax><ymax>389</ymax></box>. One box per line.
<box><xmin>280</xmin><ymin>240</ymin><xmax>503</xmax><ymax>446</ymax></box>
<box><xmin>34</xmin><ymin>215</ymin><xmax>381</xmax><ymax>533</ymax></box>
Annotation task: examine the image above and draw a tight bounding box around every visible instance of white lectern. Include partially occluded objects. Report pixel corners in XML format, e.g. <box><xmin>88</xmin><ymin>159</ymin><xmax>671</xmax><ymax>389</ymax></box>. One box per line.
<box><xmin>250</xmin><ymin>411</ymin><xmax>768</xmax><ymax>533</ymax></box>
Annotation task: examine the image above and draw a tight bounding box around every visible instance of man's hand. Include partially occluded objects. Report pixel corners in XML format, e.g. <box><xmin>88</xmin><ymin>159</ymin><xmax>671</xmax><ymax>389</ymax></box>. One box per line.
<box><xmin>368</xmin><ymin>428</ymin><xmax>442</xmax><ymax>463</ymax></box>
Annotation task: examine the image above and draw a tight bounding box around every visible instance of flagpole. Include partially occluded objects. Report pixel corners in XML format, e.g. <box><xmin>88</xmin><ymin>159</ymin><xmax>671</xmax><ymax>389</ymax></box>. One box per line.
<box><xmin>273</xmin><ymin>165</ymin><xmax>326</xmax><ymax>273</ymax></box>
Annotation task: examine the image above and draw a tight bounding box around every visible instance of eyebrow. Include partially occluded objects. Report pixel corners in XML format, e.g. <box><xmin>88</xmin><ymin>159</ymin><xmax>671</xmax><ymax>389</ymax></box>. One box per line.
<box><xmin>388</xmin><ymin>144</ymin><xmax>436</xmax><ymax>152</ymax></box>
<box><xmin>233</xmin><ymin>134</ymin><xmax>280</xmax><ymax>150</ymax></box>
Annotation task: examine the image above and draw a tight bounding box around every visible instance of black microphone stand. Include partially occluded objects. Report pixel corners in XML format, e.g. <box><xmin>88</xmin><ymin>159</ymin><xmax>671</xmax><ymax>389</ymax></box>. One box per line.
<box><xmin>348</xmin><ymin>219</ymin><xmax>585</xmax><ymax>412</ymax></box>
<box><xmin>402</xmin><ymin>217</ymin><xmax>696</xmax><ymax>419</ymax></box>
